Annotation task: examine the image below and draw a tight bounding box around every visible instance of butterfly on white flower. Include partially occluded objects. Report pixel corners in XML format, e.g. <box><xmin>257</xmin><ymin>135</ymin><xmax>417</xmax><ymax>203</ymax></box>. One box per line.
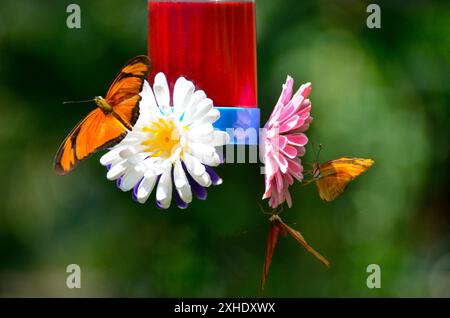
<box><xmin>100</xmin><ymin>73</ymin><xmax>229</xmax><ymax>209</ymax></box>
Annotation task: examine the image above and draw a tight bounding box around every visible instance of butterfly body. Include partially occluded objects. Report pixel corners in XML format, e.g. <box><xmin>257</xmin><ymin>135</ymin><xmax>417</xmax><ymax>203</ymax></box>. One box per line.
<box><xmin>95</xmin><ymin>96</ymin><xmax>113</xmax><ymax>113</ymax></box>
<box><xmin>54</xmin><ymin>55</ymin><xmax>151</xmax><ymax>175</ymax></box>
<box><xmin>313</xmin><ymin>157</ymin><xmax>374</xmax><ymax>202</ymax></box>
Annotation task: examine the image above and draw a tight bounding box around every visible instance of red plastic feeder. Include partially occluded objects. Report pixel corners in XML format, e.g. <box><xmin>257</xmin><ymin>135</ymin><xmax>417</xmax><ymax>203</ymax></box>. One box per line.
<box><xmin>148</xmin><ymin>0</ymin><xmax>260</xmax><ymax>144</ymax></box>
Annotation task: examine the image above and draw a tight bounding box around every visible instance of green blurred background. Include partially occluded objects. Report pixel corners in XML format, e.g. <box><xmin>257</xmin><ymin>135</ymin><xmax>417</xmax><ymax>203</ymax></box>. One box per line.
<box><xmin>0</xmin><ymin>0</ymin><xmax>449</xmax><ymax>297</ymax></box>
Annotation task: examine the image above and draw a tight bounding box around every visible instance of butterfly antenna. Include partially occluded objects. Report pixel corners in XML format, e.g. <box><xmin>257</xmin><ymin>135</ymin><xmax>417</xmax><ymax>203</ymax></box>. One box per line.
<box><xmin>311</xmin><ymin>142</ymin><xmax>318</xmax><ymax>161</ymax></box>
<box><xmin>311</xmin><ymin>141</ymin><xmax>319</xmax><ymax>163</ymax></box>
<box><xmin>312</xmin><ymin>143</ymin><xmax>323</xmax><ymax>164</ymax></box>
<box><xmin>62</xmin><ymin>99</ymin><xmax>95</xmax><ymax>105</ymax></box>
<box><xmin>256</xmin><ymin>200</ymin><xmax>272</xmax><ymax>216</ymax></box>
<box><xmin>275</xmin><ymin>205</ymin><xmax>285</xmax><ymax>216</ymax></box>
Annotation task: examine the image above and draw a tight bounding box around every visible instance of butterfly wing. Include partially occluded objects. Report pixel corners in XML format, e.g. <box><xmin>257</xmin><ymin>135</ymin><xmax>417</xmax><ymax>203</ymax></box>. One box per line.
<box><xmin>53</xmin><ymin>109</ymin><xmax>128</xmax><ymax>175</ymax></box>
<box><xmin>279</xmin><ymin>218</ymin><xmax>330</xmax><ymax>267</ymax></box>
<box><xmin>315</xmin><ymin>157</ymin><xmax>374</xmax><ymax>202</ymax></box>
<box><xmin>106</xmin><ymin>55</ymin><xmax>151</xmax><ymax>128</ymax></box>
<box><xmin>54</xmin><ymin>55</ymin><xmax>151</xmax><ymax>175</ymax></box>
<box><xmin>261</xmin><ymin>219</ymin><xmax>282</xmax><ymax>291</ymax></box>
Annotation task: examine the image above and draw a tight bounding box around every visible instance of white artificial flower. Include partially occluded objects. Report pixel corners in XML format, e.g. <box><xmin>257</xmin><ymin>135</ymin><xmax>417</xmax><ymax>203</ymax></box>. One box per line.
<box><xmin>100</xmin><ymin>73</ymin><xmax>229</xmax><ymax>209</ymax></box>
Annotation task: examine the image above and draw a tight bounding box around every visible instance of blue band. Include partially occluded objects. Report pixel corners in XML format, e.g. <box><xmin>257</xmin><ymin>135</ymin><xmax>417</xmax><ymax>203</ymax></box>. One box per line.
<box><xmin>213</xmin><ymin>107</ymin><xmax>260</xmax><ymax>145</ymax></box>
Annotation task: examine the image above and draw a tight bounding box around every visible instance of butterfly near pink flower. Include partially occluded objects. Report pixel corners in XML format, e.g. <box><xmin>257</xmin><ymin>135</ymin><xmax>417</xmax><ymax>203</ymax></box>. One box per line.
<box><xmin>259</xmin><ymin>76</ymin><xmax>374</xmax><ymax>291</ymax></box>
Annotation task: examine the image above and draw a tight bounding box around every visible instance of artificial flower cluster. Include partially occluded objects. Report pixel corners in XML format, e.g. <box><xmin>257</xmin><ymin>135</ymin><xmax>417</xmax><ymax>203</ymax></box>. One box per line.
<box><xmin>99</xmin><ymin>72</ymin><xmax>313</xmax><ymax>211</ymax></box>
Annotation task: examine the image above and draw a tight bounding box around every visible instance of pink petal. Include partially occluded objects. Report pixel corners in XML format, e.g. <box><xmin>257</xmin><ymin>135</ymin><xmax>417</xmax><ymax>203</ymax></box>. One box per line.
<box><xmin>276</xmin><ymin>155</ymin><xmax>288</xmax><ymax>174</ymax></box>
<box><xmin>284</xmin><ymin>172</ymin><xmax>294</xmax><ymax>186</ymax></box>
<box><xmin>286</xmin><ymin>157</ymin><xmax>303</xmax><ymax>175</ymax></box>
<box><xmin>263</xmin><ymin>181</ymin><xmax>272</xmax><ymax>199</ymax></box>
<box><xmin>281</xmin><ymin>145</ymin><xmax>298</xmax><ymax>159</ymax></box>
<box><xmin>279</xmin><ymin>115</ymin><xmax>305</xmax><ymax>133</ymax></box>
<box><xmin>278</xmin><ymin>76</ymin><xmax>294</xmax><ymax>106</ymax></box>
<box><xmin>299</xmin><ymin>100</ymin><xmax>311</xmax><ymax>112</ymax></box>
<box><xmin>274</xmin><ymin>172</ymin><xmax>284</xmax><ymax>193</ymax></box>
<box><xmin>285</xmin><ymin>188</ymin><xmax>292</xmax><ymax>208</ymax></box>
<box><xmin>278</xmin><ymin>115</ymin><xmax>299</xmax><ymax>133</ymax></box>
<box><xmin>276</xmin><ymin>135</ymin><xmax>288</xmax><ymax>150</ymax></box>
<box><xmin>286</xmin><ymin>133</ymin><xmax>308</xmax><ymax>147</ymax></box>
<box><xmin>266</xmin><ymin>103</ymin><xmax>282</xmax><ymax>128</ymax></box>
<box><xmin>283</xmin><ymin>94</ymin><xmax>305</xmax><ymax>118</ymax></box>
<box><xmin>299</xmin><ymin>83</ymin><xmax>312</xmax><ymax>99</ymax></box>
<box><xmin>296</xmin><ymin>146</ymin><xmax>306</xmax><ymax>157</ymax></box>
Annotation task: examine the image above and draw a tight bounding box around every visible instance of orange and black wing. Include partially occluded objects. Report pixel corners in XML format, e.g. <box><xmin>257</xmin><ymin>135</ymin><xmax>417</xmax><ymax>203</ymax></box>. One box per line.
<box><xmin>53</xmin><ymin>109</ymin><xmax>128</xmax><ymax>175</ymax></box>
<box><xmin>54</xmin><ymin>56</ymin><xmax>150</xmax><ymax>175</ymax></box>
<box><xmin>106</xmin><ymin>55</ymin><xmax>151</xmax><ymax>128</ymax></box>
<box><xmin>315</xmin><ymin>157</ymin><xmax>374</xmax><ymax>202</ymax></box>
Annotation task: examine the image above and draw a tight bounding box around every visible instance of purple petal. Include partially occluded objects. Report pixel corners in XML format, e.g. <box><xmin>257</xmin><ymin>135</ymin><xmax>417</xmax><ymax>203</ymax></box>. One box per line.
<box><xmin>205</xmin><ymin>166</ymin><xmax>222</xmax><ymax>186</ymax></box>
<box><xmin>175</xmin><ymin>191</ymin><xmax>188</xmax><ymax>209</ymax></box>
<box><xmin>116</xmin><ymin>176</ymin><xmax>123</xmax><ymax>188</ymax></box>
<box><xmin>156</xmin><ymin>201</ymin><xmax>165</xmax><ymax>210</ymax></box>
<box><xmin>181</xmin><ymin>162</ymin><xmax>207</xmax><ymax>201</ymax></box>
<box><xmin>132</xmin><ymin>178</ymin><xmax>144</xmax><ymax>202</ymax></box>
<box><xmin>182</xmin><ymin>166</ymin><xmax>207</xmax><ymax>201</ymax></box>
<box><xmin>191</xmin><ymin>181</ymin><xmax>207</xmax><ymax>201</ymax></box>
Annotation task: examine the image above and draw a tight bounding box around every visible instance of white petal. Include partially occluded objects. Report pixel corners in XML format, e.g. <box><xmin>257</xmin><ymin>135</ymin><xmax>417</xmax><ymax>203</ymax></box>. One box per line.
<box><xmin>188</xmin><ymin>143</ymin><xmax>216</xmax><ymax>162</ymax></box>
<box><xmin>153</xmin><ymin>72</ymin><xmax>171</xmax><ymax>115</ymax></box>
<box><xmin>182</xmin><ymin>90</ymin><xmax>206</xmax><ymax>124</ymax></box>
<box><xmin>188</xmin><ymin>123</ymin><xmax>214</xmax><ymax>139</ymax></box>
<box><xmin>159</xmin><ymin>198</ymin><xmax>171</xmax><ymax>210</ymax></box>
<box><xmin>190</xmin><ymin>171</ymin><xmax>212</xmax><ymax>188</ymax></box>
<box><xmin>143</xmin><ymin>157</ymin><xmax>165</xmax><ymax>176</ymax></box>
<box><xmin>173</xmin><ymin>160</ymin><xmax>188</xmax><ymax>189</ymax></box>
<box><xmin>107</xmin><ymin>160</ymin><xmax>127</xmax><ymax>180</ymax></box>
<box><xmin>190</xmin><ymin>90</ymin><xmax>207</xmax><ymax>108</ymax></box>
<box><xmin>127</xmin><ymin>152</ymin><xmax>150</xmax><ymax>166</ymax></box>
<box><xmin>194</xmin><ymin>130</ymin><xmax>230</xmax><ymax>147</ymax></box>
<box><xmin>120</xmin><ymin>168</ymin><xmax>144</xmax><ymax>192</ymax></box>
<box><xmin>173</xmin><ymin>77</ymin><xmax>186</xmax><ymax>107</ymax></box>
<box><xmin>183</xmin><ymin>152</ymin><xmax>206</xmax><ymax>177</ymax></box>
<box><xmin>119</xmin><ymin>147</ymin><xmax>138</xmax><ymax>159</ymax></box>
<box><xmin>211</xmin><ymin>131</ymin><xmax>230</xmax><ymax>146</ymax></box>
<box><xmin>139</xmin><ymin>80</ymin><xmax>162</xmax><ymax>121</ymax></box>
<box><xmin>189</xmin><ymin>98</ymin><xmax>213</xmax><ymax>124</ymax></box>
<box><xmin>198</xmin><ymin>152</ymin><xmax>221</xmax><ymax>167</ymax></box>
<box><xmin>196</xmin><ymin>108</ymin><xmax>220</xmax><ymax>125</ymax></box>
<box><xmin>117</xmin><ymin>134</ymin><xmax>143</xmax><ymax>145</ymax></box>
<box><xmin>177</xmin><ymin>185</ymin><xmax>192</xmax><ymax>204</ymax></box>
<box><xmin>173</xmin><ymin>78</ymin><xmax>195</xmax><ymax>118</ymax></box>
<box><xmin>137</xmin><ymin>175</ymin><xmax>157</xmax><ymax>204</ymax></box>
<box><xmin>156</xmin><ymin>166</ymin><xmax>172</xmax><ymax>206</ymax></box>
<box><xmin>173</xmin><ymin>160</ymin><xmax>192</xmax><ymax>204</ymax></box>
<box><xmin>167</xmin><ymin>145</ymin><xmax>183</xmax><ymax>164</ymax></box>
<box><xmin>100</xmin><ymin>146</ymin><xmax>125</xmax><ymax>166</ymax></box>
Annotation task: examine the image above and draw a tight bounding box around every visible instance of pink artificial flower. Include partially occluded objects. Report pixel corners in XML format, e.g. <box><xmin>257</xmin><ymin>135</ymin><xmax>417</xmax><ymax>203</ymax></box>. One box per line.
<box><xmin>262</xmin><ymin>76</ymin><xmax>312</xmax><ymax>208</ymax></box>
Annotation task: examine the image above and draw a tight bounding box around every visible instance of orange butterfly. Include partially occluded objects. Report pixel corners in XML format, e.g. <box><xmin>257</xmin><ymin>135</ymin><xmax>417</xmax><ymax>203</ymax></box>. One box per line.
<box><xmin>311</xmin><ymin>157</ymin><xmax>374</xmax><ymax>202</ymax></box>
<box><xmin>54</xmin><ymin>55</ymin><xmax>151</xmax><ymax>175</ymax></box>
<box><xmin>260</xmin><ymin>205</ymin><xmax>330</xmax><ymax>291</ymax></box>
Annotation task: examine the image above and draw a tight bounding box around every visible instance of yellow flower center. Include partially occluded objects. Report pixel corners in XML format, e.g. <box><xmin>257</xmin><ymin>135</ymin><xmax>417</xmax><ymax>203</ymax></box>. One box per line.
<box><xmin>142</xmin><ymin>119</ymin><xmax>181</xmax><ymax>158</ymax></box>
